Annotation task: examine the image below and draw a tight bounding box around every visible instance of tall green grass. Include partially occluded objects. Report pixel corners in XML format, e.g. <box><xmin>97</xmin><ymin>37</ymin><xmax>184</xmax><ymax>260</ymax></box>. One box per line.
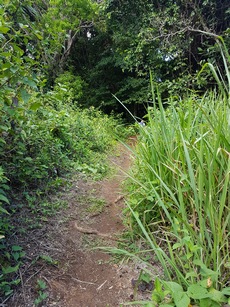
<box><xmin>199</xmin><ymin>37</ymin><xmax>230</xmax><ymax>104</ymax></box>
<box><xmin>98</xmin><ymin>36</ymin><xmax>230</xmax><ymax>306</ymax></box>
<box><xmin>125</xmin><ymin>91</ymin><xmax>230</xmax><ymax>291</ymax></box>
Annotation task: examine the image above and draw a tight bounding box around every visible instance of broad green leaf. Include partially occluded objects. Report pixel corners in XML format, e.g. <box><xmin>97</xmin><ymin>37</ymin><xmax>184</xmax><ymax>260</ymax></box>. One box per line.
<box><xmin>172</xmin><ymin>243</ymin><xmax>182</xmax><ymax>249</ymax></box>
<box><xmin>22</xmin><ymin>77</ymin><xmax>37</xmax><ymax>88</ymax></box>
<box><xmin>40</xmin><ymin>254</ymin><xmax>56</xmax><ymax>264</ymax></box>
<box><xmin>200</xmin><ymin>298</ymin><xmax>220</xmax><ymax>307</ymax></box>
<box><xmin>185</xmin><ymin>271</ymin><xmax>198</xmax><ymax>279</ymax></box>
<box><xmin>200</xmin><ymin>278</ymin><xmax>212</xmax><ymax>288</ymax></box>
<box><xmin>0</xmin><ymin>26</ymin><xmax>10</xmax><ymax>34</ymax></box>
<box><xmin>164</xmin><ymin>281</ymin><xmax>183</xmax><ymax>293</ymax></box>
<box><xmin>193</xmin><ymin>260</ymin><xmax>218</xmax><ymax>281</ymax></box>
<box><xmin>12</xmin><ymin>245</ymin><xmax>22</xmax><ymax>252</ymax></box>
<box><xmin>37</xmin><ymin>279</ymin><xmax>47</xmax><ymax>290</ymax></box>
<box><xmin>208</xmin><ymin>288</ymin><xmax>227</xmax><ymax>303</ymax></box>
<box><xmin>187</xmin><ymin>284</ymin><xmax>209</xmax><ymax>299</ymax></box>
<box><xmin>154</xmin><ymin>278</ymin><xmax>163</xmax><ymax>293</ymax></box>
<box><xmin>20</xmin><ymin>89</ymin><xmax>31</xmax><ymax>103</ymax></box>
<box><xmin>12</xmin><ymin>252</ymin><xmax>20</xmax><ymax>261</ymax></box>
<box><xmin>2</xmin><ymin>264</ymin><xmax>19</xmax><ymax>274</ymax></box>
<box><xmin>4</xmin><ymin>288</ymin><xmax>13</xmax><ymax>296</ymax></box>
<box><xmin>1</xmin><ymin>52</ymin><xmax>11</xmax><ymax>57</ymax></box>
<box><xmin>10</xmin><ymin>66</ymin><xmax>19</xmax><ymax>73</ymax></box>
<box><xmin>0</xmin><ymin>138</ymin><xmax>6</xmax><ymax>144</ymax></box>
<box><xmin>12</xmin><ymin>44</ymin><xmax>24</xmax><ymax>55</ymax></box>
<box><xmin>30</xmin><ymin>102</ymin><xmax>42</xmax><ymax>111</ymax></box>
<box><xmin>1</xmin><ymin>185</ymin><xmax>10</xmax><ymax>191</ymax></box>
<box><xmin>0</xmin><ymin>125</ymin><xmax>9</xmax><ymax>131</ymax></box>
<box><xmin>141</xmin><ymin>272</ymin><xmax>151</xmax><ymax>283</ymax></box>
<box><xmin>174</xmin><ymin>292</ymin><xmax>190</xmax><ymax>307</ymax></box>
<box><xmin>1</xmin><ymin>63</ymin><xmax>11</xmax><ymax>70</ymax></box>
<box><xmin>35</xmin><ymin>32</ymin><xmax>43</xmax><ymax>40</ymax></box>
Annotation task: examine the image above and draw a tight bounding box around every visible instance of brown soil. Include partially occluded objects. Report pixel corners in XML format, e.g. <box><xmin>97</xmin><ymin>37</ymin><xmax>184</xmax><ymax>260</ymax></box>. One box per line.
<box><xmin>6</xmin><ymin>138</ymin><xmax>154</xmax><ymax>307</ymax></box>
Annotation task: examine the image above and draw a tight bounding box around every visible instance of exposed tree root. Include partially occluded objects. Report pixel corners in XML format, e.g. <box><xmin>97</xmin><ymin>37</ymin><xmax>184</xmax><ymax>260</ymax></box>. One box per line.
<box><xmin>74</xmin><ymin>222</ymin><xmax>119</xmax><ymax>241</ymax></box>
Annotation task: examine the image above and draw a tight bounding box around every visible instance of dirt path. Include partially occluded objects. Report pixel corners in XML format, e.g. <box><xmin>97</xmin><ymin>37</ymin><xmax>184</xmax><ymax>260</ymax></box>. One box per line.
<box><xmin>49</xmin><ymin>141</ymin><xmax>135</xmax><ymax>307</ymax></box>
<box><xmin>8</xmin><ymin>138</ymin><xmax>148</xmax><ymax>307</ymax></box>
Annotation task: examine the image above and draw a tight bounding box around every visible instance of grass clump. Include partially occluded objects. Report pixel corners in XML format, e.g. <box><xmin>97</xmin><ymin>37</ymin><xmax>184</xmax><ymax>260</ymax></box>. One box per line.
<box><xmin>121</xmin><ymin>90</ymin><xmax>230</xmax><ymax>306</ymax></box>
<box><xmin>86</xmin><ymin>197</ymin><xmax>106</xmax><ymax>215</ymax></box>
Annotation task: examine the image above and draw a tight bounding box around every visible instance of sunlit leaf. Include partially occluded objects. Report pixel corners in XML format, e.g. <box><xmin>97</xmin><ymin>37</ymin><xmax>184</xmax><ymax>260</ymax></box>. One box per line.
<box><xmin>0</xmin><ymin>26</ymin><xmax>10</xmax><ymax>34</ymax></box>
<box><xmin>30</xmin><ymin>102</ymin><xmax>42</xmax><ymax>111</ymax></box>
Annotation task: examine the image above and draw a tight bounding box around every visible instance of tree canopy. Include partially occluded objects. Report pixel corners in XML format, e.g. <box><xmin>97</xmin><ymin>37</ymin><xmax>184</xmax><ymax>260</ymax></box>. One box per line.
<box><xmin>66</xmin><ymin>0</ymin><xmax>230</xmax><ymax>115</ymax></box>
<box><xmin>1</xmin><ymin>0</ymin><xmax>229</xmax><ymax>116</ymax></box>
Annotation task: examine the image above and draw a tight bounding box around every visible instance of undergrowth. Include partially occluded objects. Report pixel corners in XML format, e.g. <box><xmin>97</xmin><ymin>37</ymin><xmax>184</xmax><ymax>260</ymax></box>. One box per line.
<box><xmin>0</xmin><ymin>81</ymin><xmax>130</xmax><ymax>301</ymax></box>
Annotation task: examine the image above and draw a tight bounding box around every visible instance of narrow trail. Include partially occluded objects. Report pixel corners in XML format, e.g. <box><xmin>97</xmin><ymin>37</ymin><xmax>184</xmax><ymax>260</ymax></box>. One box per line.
<box><xmin>9</xmin><ymin>138</ymin><xmax>147</xmax><ymax>307</ymax></box>
<box><xmin>53</xmin><ymin>141</ymin><xmax>135</xmax><ymax>307</ymax></box>
<box><xmin>46</xmin><ymin>139</ymin><xmax>137</xmax><ymax>307</ymax></box>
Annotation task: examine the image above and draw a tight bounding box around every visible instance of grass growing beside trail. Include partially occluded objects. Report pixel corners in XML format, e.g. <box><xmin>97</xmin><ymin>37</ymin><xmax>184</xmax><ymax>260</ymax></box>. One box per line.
<box><xmin>121</xmin><ymin>90</ymin><xmax>230</xmax><ymax>306</ymax></box>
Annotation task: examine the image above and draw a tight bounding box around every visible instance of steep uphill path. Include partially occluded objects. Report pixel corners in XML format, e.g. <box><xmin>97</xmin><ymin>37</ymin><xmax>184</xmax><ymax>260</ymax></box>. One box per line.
<box><xmin>9</xmin><ymin>138</ymin><xmax>146</xmax><ymax>307</ymax></box>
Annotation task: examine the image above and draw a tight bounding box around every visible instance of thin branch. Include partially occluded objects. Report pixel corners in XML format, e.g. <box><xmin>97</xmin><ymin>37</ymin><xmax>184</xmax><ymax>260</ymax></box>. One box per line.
<box><xmin>187</xmin><ymin>27</ymin><xmax>220</xmax><ymax>40</ymax></box>
<box><xmin>145</xmin><ymin>26</ymin><xmax>220</xmax><ymax>43</ymax></box>
<box><xmin>71</xmin><ymin>277</ymin><xmax>97</xmax><ymax>286</ymax></box>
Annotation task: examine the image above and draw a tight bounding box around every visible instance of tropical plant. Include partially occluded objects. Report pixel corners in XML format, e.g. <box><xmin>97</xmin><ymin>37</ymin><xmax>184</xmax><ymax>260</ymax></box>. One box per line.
<box><xmin>95</xmin><ymin>63</ymin><xmax>229</xmax><ymax>305</ymax></box>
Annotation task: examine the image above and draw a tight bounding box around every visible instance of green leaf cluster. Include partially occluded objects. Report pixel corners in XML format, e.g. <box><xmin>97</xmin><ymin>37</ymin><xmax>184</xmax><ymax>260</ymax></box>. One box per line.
<box><xmin>0</xmin><ymin>244</ymin><xmax>25</xmax><ymax>297</ymax></box>
<box><xmin>150</xmin><ymin>274</ymin><xmax>230</xmax><ymax>307</ymax></box>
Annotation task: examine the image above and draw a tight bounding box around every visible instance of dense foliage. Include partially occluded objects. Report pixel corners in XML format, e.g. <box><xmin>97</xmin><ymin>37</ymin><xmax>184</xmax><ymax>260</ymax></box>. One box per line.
<box><xmin>0</xmin><ymin>0</ymin><xmax>118</xmax><ymax>217</ymax></box>
<box><xmin>0</xmin><ymin>0</ymin><xmax>230</xmax><ymax>304</ymax></box>
<box><xmin>2</xmin><ymin>0</ymin><xmax>228</xmax><ymax>117</ymax></box>
<box><xmin>67</xmin><ymin>0</ymin><xmax>230</xmax><ymax>116</ymax></box>
<box><xmin>0</xmin><ymin>1</ymin><xmax>123</xmax><ymax>300</ymax></box>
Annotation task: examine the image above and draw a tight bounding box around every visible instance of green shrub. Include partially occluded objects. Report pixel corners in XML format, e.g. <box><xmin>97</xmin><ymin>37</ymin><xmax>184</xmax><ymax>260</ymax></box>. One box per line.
<box><xmin>0</xmin><ymin>94</ymin><xmax>119</xmax><ymax>188</ymax></box>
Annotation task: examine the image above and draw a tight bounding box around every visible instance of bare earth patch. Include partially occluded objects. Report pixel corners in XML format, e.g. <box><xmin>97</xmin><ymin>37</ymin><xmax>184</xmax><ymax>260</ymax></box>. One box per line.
<box><xmin>7</xmin><ymin>138</ymin><xmax>155</xmax><ymax>307</ymax></box>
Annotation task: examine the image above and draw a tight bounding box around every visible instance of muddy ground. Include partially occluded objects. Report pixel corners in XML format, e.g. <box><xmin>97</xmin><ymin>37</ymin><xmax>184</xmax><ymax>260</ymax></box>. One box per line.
<box><xmin>5</xmin><ymin>139</ymin><xmax>156</xmax><ymax>307</ymax></box>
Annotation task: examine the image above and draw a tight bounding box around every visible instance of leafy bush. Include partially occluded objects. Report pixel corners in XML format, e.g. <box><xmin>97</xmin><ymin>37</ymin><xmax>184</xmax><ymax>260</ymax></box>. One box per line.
<box><xmin>0</xmin><ymin>74</ymin><xmax>124</xmax><ymax>302</ymax></box>
<box><xmin>0</xmin><ymin>91</ymin><xmax>119</xmax><ymax>188</ymax></box>
<box><xmin>53</xmin><ymin>71</ymin><xmax>84</xmax><ymax>104</ymax></box>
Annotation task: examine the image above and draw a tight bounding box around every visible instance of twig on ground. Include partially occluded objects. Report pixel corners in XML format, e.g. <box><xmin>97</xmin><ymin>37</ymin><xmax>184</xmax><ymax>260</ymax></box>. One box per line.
<box><xmin>71</xmin><ymin>277</ymin><xmax>97</xmax><ymax>285</ymax></box>
<box><xmin>96</xmin><ymin>280</ymin><xmax>107</xmax><ymax>291</ymax></box>
<box><xmin>114</xmin><ymin>195</ymin><xmax>124</xmax><ymax>203</ymax></box>
<box><xmin>19</xmin><ymin>269</ymin><xmax>26</xmax><ymax>305</ymax></box>
<box><xmin>0</xmin><ymin>292</ymin><xmax>14</xmax><ymax>307</ymax></box>
<box><xmin>74</xmin><ymin>223</ymin><xmax>99</xmax><ymax>234</ymax></box>
<box><xmin>24</xmin><ymin>266</ymin><xmax>45</xmax><ymax>285</ymax></box>
<box><xmin>43</xmin><ymin>276</ymin><xmax>52</xmax><ymax>288</ymax></box>
<box><xmin>74</xmin><ymin>222</ymin><xmax>119</xmax><ymax>241</ymax></box>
